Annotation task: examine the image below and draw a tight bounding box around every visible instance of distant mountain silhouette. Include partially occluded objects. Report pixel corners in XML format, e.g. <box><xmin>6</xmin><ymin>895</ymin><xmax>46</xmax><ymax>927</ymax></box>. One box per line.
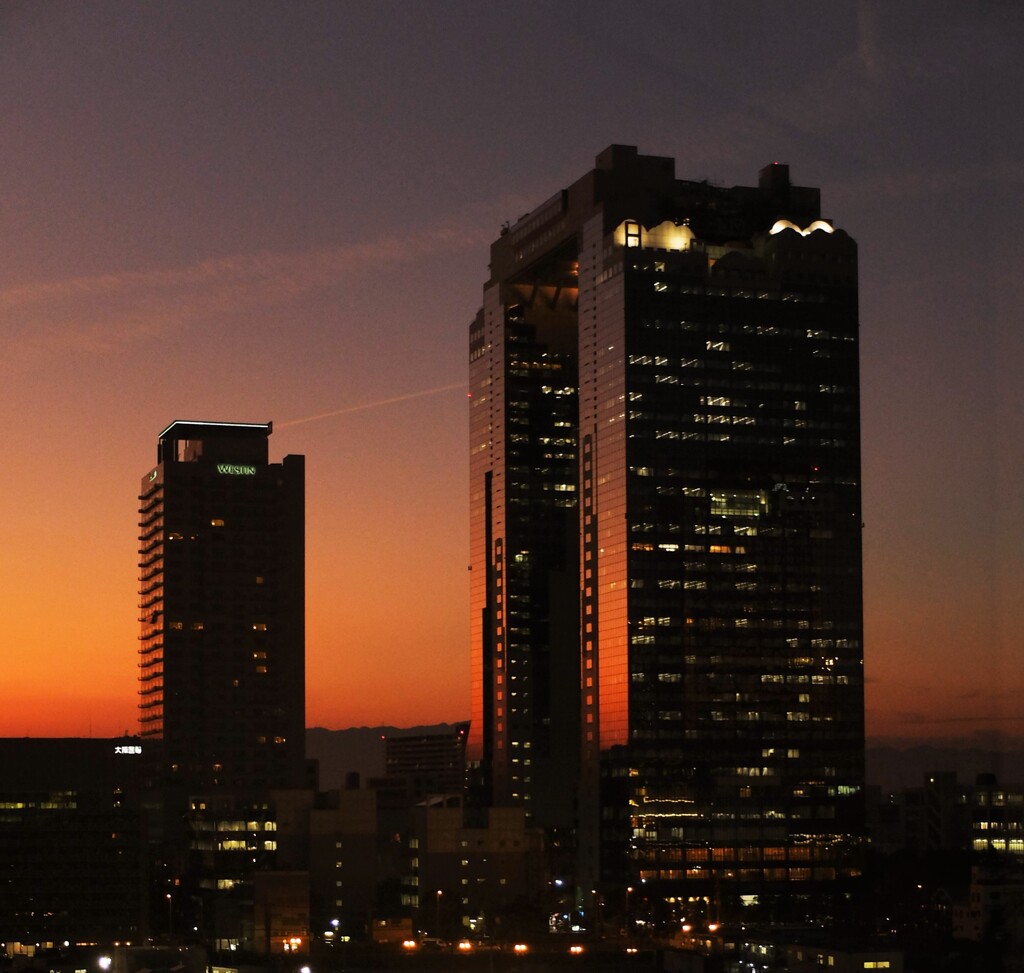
<box><xmin>306</xmin><ymin>726</ymin><xmax>1024</xmax><ymax>795</ymax></box>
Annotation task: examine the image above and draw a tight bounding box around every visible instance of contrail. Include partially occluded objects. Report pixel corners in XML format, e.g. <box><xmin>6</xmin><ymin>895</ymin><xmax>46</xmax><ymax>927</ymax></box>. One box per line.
<box><xmin>278</xmin><ymin>382</ymin><xmax>466</xmax><ymax>429</ymax></box>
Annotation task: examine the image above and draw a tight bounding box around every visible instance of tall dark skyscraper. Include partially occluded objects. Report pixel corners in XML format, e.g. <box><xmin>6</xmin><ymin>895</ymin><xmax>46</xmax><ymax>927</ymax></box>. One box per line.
<box><xmin>469</xmin><ymin>146</ymin><xmax>864</xmax><ymax>905</ymax></box>
<box><xmin>138</xmin><ymin>420</ymin><xmax>305</xmax><ymax>791</ymax></box>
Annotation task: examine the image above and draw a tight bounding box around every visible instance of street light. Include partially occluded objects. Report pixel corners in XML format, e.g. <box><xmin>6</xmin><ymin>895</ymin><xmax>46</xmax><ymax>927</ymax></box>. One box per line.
<box><xmin>166</xmin><ymin>892</ymin><xmax>173</xmax><ymax>937</ymax></box>
<box><xmin>435</xmin><ymin>889</ymin><xmax>443</xmax><ymax>937</ymax></box>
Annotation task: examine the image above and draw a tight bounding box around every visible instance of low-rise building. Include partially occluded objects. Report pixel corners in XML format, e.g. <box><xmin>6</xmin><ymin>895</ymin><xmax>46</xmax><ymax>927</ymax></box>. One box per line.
<box><xmin>401</xmin><ymin>796</ymin><xmax>546</xmax><ymax>938</ymax></box>
<box><xmin>0</xmin><ymin>737</ymin><xmax>149</xmax><ymax>943</ymax></box>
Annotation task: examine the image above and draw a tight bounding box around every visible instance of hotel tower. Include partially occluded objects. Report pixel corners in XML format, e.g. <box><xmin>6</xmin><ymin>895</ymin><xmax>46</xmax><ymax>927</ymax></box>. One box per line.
<box><xmin>137</xmin><ymin>420</ymin><xmax>305</xmax><ymax>792</ymax></box>
<box><xmin>468</xmin><ymin>146</ymin><xmax>864</xmax><ymax>908</ymax></box>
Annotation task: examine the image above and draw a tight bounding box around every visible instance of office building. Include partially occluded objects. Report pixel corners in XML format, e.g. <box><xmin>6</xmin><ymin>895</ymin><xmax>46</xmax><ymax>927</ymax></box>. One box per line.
<box><xmin>399</xmin><ymin>798</ymin><xmax>546</xmax><ymax>937</ymax></box>
<box><xmin>468</xmin><ymin>146</ymin><xmax>864</xmax><ymax>907</ymax></box>
<box><xmin>384</xmin><ymin>722</ymin><xmax>469</xmax><ymax>800</ymax></box>
<box><xmin>468</xmin><ymin>211</ymin><xmax>582</xmax><ymax>828</ymax></box>
<box><xmin>0</xmin><ymin>737</ymin><xmax>148</xmax><ymax>942</ymax></box>
<box><xmin>138</xmin><ymin>420</ymin><xmax>305</xmax><ymax>792</ymax></box>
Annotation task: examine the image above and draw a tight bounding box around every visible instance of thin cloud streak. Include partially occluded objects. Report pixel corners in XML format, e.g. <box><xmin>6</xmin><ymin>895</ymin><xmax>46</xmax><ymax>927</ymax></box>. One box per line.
<box><xmin>1</xmin><ymin>224</ymin><xmax>486</xmax><ymax>310</ymax></box>
<box><xmin>279</xmin><ymin>383</ymin><xmax>467</xmax><ymax>428</ymax></box>
<box><xmin>1</xmin><ymin>221</ymin><xmax>493</xmax><ymax>369</ymax></box>
<box><xmin>897</xmin><ymin>713</ymin><xmax>1024</xmax><ymax>726</ymax></box>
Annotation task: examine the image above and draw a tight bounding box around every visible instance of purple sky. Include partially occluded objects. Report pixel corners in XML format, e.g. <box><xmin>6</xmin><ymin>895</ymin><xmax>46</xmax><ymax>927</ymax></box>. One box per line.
<box><xmin>1</xmin><ymin>2</ymin><xmax>1021</xmax><ymax>745</ymax></box>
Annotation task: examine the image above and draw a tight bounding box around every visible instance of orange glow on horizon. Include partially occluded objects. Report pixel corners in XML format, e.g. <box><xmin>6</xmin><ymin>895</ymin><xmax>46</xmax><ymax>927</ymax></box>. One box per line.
<box><xmin>0</xmin><ymin>468</ymin><xmax>1018</xmax><ymax>746</ymax></box>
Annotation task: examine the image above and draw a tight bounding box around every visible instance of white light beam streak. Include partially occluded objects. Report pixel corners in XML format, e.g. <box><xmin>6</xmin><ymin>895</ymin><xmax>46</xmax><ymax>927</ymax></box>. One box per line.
<box><xmin>278</xmin><ymin>382</ymin><xmax>466</xmax><ymax>429</ymax></box>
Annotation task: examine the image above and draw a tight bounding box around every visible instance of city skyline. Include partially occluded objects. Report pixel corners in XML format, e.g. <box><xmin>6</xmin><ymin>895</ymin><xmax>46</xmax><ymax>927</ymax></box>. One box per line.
<box><xmin>2</xmin><ymin>3</ymin><xmax>1022</xmax><ymax>747</ymax></box>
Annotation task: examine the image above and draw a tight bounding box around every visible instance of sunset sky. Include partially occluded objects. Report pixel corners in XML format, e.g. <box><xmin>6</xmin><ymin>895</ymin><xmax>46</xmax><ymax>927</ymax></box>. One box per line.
<box><xmin>2</xmin><ymin>2</ymin><xmax>1021</xmax><ymax>747</ymax></box>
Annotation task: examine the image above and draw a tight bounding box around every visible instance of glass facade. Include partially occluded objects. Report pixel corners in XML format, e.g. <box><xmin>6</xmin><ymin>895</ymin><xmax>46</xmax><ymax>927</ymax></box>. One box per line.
<box><xmin>468</xmin><ymin>243</ymin><xmax>581</xmax><ymax>828</ymax></box>
<box><xmin>584</xmin><ymin>225</ymin><xmax>864</xmax><ymax>896</ymax></box>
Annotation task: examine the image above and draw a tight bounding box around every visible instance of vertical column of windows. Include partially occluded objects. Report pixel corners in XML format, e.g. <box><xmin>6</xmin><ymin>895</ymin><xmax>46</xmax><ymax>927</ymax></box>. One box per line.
<box><xmin>138</xmin><ymin>480</ymin><xmax>166</xmax><ymax>737</ymax></box>
<box><xmin>580</xmin><ymin>434</ymin><xmax>599</xmax><ymax>751</ymax></box>
<box><xmin>491</xmin><ymin>538</ymin><xmax>506</xmax><ymax>800</ymax></box>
